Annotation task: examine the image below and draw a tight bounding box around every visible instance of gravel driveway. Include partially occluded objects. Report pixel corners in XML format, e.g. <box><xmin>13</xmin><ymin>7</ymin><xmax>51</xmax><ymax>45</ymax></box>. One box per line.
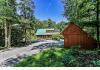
<box><xmin>0</xmin><ymin>40</ymin><xmax>62</xmax><ymax>67</ymax></box>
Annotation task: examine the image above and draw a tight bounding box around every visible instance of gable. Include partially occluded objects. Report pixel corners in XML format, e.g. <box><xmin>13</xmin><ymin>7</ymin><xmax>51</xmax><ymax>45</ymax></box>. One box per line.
<box><xmin>62</xmin><ymin>22</ymin><xmax>88</xmax><ymax>35</ymax></box>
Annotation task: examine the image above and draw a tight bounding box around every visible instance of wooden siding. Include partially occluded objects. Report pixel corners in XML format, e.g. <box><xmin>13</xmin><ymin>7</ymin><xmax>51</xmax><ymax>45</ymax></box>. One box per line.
<box><xmin>62</xmin><ymin>22</ymin><xmax>97</xmax><ymax>49</ymax></box>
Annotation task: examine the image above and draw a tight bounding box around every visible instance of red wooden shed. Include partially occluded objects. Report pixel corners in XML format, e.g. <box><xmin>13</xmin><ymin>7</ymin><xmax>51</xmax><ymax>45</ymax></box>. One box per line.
<box><xmin>61</xmin><ymin>22</ymin><xmax>97</xmax><ymax>49</ymax></box>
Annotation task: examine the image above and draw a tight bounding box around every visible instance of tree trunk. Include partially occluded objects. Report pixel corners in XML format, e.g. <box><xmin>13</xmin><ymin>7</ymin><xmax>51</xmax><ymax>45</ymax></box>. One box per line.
<box><xmin>25</xmin><ymin>27</ymin><xmax>27</xmax><ymax>46</ymax></box>
<box><xmin>4</xmin><ymin>20</ymin><xmax>8</xmax><ymax>48</ymax></box>
<box><xmin>4</xmin><ymin>19</ymin><xmax>12</xmax><ymax>48</ymax></box>
<box><xmin>23</xmin><ymin>25</ymin><xmax>27</xmax><ymax>46</ymax></box>
<box><xmin>96</xmin><ymin>0</ymin><xmax>99</xmax><ymax>48</ymax></box>
<box><xmin>8</xmin><ymin>23</ymin><xmax>11</xmax><ymax>48</ymax></box>
<box><xmin>29</xmin><ymin>29</ymin><xmax>32</xmax><ymax>43</ymax></box>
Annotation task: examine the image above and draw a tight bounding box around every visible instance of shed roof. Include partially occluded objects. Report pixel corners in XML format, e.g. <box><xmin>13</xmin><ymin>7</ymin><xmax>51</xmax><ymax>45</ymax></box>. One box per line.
<box><xmin>61</xmin><ymin>22</ymin><xmax>88</xmax><ymax>35</ymax></box>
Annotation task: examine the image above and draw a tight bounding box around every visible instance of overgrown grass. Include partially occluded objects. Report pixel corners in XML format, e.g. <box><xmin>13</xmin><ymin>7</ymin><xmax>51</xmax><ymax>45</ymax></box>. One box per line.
<box><xmin>14</xmin><ymin>47</ymin><xmax>100</xmax><ymax>67</ymax></box>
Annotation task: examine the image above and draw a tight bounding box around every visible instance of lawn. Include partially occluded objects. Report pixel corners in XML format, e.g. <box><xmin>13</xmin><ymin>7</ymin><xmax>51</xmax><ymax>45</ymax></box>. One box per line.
<box><xmin>14</xmin><ymin>46</ymin><xmax>100</xmax><ymax>67</ymax></box>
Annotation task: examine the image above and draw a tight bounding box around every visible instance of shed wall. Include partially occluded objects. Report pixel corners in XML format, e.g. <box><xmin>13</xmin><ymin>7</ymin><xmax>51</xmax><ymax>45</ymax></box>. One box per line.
<box><xmin>64</xmin><ymin>34</ymin><xmax>97</xmax><ymax>49</ymax></box>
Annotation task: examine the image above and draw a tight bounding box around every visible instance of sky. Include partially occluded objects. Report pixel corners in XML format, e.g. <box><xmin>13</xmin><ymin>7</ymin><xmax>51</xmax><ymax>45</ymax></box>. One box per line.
<box><xmin>34</xmin><ymin>0</ymin><xmax>66</xmax><ymax>23</ymax></box>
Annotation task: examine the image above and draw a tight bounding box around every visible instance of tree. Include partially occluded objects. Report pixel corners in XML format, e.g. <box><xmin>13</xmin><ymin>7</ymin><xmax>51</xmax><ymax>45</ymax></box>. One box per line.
<box><xmin>0</xmin><ymin>0</ymin><xmax>16</xmax><ymax>48</ymax></box>
<box><xmin>47</xmin><ymin>19</ymin><xmax>56</xmax><ymax>28</ymax></box>
<box><xmin>62</xmin><ymin>0</ymin><xmax>96</xmax><ymax>27</ymax></box>
<box><xmin>56</xmin><ymin>21</ymin><xmax>66</xmax><ymax>31</ymax></box>
<box><xmin>17</xmin><ymin>0</ymin><xmax>35</xmax><ymax>44</ymax></box>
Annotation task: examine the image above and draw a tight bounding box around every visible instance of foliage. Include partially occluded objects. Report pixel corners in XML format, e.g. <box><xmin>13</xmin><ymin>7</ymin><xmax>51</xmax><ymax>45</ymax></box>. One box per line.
<box><xmin>15</xmin><ymin>47</ymin><xmax>65</xmax><ymax>67</ymax></box>
<box><xmin>56</xmin><ymin>21</ymin><xmax>67</xmax><ymax>31</ymax></box>
<box><xmin>0</xmin><ymin>0</ymin><xmax>17</xmax><ymax>48</ymax></box>
<box><xmin>93</xmin><ymin>60</ymin><xmax>100</xmax><ymax>66</ymax></box>
<box><xmin>14</xmin><ymin>47</ymin><xmax>100</xmax><ymax>67</ymax></box>
<box><xmin>52</xmin><ymin>34</ymin><xmax>61</xmax><ymax>40</ymax></box>
<box><xmin>62</xmin><ymin>47</ymin><xmax>100</xmax><ymax>67</ymax></box>
<box><xmin>62</xmin><ymin>0</ymin><xmax>97</xmax><ymax>27</ymax></box>
<box><xmin>17</xmin><ymin>0</ymin><xmax>34</xmax><ymax>18</ymax></box>
<box><xmin>0</xmin><ymin>0</ymin><xmax>35</xmax><ymax>48</ymax></box>
<box><xmin>11</xmin><ymin>27</ymin><xmax>25</xmax><ymax>47</ymax></box>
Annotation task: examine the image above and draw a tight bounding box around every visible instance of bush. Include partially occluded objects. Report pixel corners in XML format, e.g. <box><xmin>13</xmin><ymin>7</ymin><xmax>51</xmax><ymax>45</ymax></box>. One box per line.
<box><xmin>62</xmin><ymin>54</ymin><xmax>77</xmax><ymax>66</ymax></box>
<box><xmin>61</xmin><ymin>46</ymin><xmax>100</xmax><ymax>67</ymax></box>
<box><xmin>77</xmin><ymin>51</ymin><xmax>98</xmax><ymax>66</ymax></box>
<box><xmin>52</xmin><ymin>34</ymin><xmax>63</xmax><ymax>40</ymax></box>
<box><xmin>94</xmin><ymin>60</ymin><xmax>100</xmax><ymax>66</ymax></box>
<box><xmin>62</xmin><ymin>46</ymin><xmax>80</xmax><ymax>66</ymax></box>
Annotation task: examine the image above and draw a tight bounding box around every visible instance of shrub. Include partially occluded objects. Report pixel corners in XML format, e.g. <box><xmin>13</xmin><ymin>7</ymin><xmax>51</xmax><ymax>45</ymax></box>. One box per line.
<box><xmin>94</xmin><ymin>60</ymin><xmax>100</xmax><ymax>66</ymax></box>
<box><xmin>62</xmin><ymin>46</ymin><xmax>80</xmax><ymax>66</ymax></box>
<box><xmin>52</xmin><ymin>34</ymin><xmax>63</xmax><ymax>40</ymax></box>
<box><xmin>62</xmin><ymin>54</ymin><xmax>77</xmax><ymax>66</ymax></box>
<box><xmin>61</xmin><ymin>46</ymin><xmax>100</xmax><ymax>67</ymax></box>
<box><xmin>77</xmin><ymin>51</ymin><xmax>98</xmax><ymax>66</ymax></box>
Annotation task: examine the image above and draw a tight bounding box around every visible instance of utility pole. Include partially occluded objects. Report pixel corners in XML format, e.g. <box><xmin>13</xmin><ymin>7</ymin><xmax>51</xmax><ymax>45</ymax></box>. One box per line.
<box><xmin>96</xmin><ymin>0</ymin><xmax>100</xmax><ymax>48</ymax></box>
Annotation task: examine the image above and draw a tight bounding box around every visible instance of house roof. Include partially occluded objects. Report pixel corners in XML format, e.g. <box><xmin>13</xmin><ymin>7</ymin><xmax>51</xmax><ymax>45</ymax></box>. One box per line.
<box><xmin>36</xmin><ymin>29</ymin><xmax>46</xmax><ymax>35</ymax></box>
<box><xmin>36</xmin><ymin>28</ymin><xmax>59</xmax><ymax>35</ymax></box>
